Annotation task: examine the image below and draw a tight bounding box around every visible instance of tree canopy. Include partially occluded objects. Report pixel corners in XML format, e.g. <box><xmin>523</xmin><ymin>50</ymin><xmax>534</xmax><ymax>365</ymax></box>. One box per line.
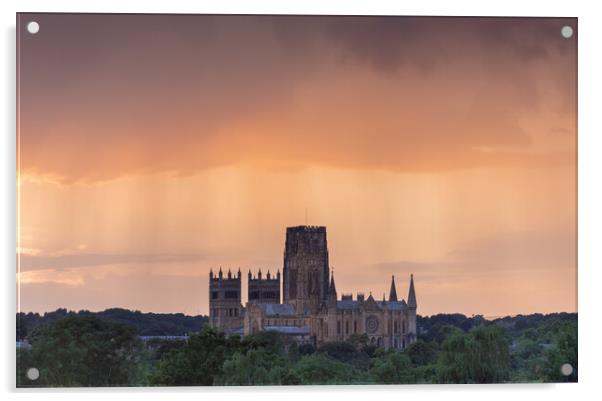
<box><xmin>16</xmin><ymin>310</ymin><xmax>577</xmax><ymax>386</ymax></box>
<box><xmin>20</xmin><ymin>315</ymin><xmax>144</xmax><ymax>386</ymax></box>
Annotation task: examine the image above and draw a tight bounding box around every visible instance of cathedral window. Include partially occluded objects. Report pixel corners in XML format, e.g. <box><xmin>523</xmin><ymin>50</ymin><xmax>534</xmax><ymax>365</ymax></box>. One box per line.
<box><xmin>354</xmin><ymin>320</ymin><xmax>357</xmax><ymax>333</ymax></box>
<box><xmin>394</xmin><ymin>321</ymin><xmax>398</xmax><ymax>333</ymax></box>
<box><xmin>402</xmin><ymin>320</ymin><xmax>406</xmax><ymax>334</ymax></box>
<box><xmin>345</xmin><ymin>321</ymin><xmax>349</xmax><ymax>334</ymax></box>
<box><xmin>337</xmin><ymin>321</ymin><xmax>341</xmax><ymax>334</ymax></box>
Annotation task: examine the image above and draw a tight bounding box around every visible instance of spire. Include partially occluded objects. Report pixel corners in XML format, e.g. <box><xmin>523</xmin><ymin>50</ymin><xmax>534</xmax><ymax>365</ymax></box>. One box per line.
<box><xmin>227</xmin><ymin>269</ymin><xmax>232</xmax><ymax>279</ymax></box>
<box><xmin>209</xmin><ymin>268</ymin><xmax>213</xmax><ymax>279</ymax></box>
<box><xmin>330</xmin><ymin>273</ymin><xmax>337</xmax><ymax>294</ymax></box>
<box><xmin>328</xmin><ymin>272</ymin><xmax>337</xmax><ymax>301</ymax></box>
<box><xmin>407</xmin><ymin>274</ymin><xmax>417</xmax><ymax>309</ymax></box>
<box><xmin>389</xmin><ymin>275</ymin><xmax>398</xmax><ymax>302</ymax></box>
<box><xmin>218</xmin><ymin>267</ymin><xmax>223</xmax><ymax>279</ymax></box>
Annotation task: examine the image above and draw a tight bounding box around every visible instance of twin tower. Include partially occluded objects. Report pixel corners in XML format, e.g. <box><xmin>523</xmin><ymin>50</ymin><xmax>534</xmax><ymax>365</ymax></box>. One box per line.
<box><xmin>208</xmin><ymin>226</ymin><xmax>331</xmax><ymax>329</ymax></box>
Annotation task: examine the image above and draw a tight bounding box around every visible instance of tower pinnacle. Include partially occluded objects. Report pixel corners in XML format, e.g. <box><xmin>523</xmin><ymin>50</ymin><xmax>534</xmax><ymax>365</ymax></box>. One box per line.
<box><xmin>328</xmin><ymin>271</ymin><xmax>337</xmax><ymax>304</ymax></box>
<box><xmin>407</xmin><ymin>274</ymin><xmax>417</xmax><ymax>309</ymax></box>
<box><xmin>389</xmin><ymin>275</ymin><xmax>398</xmax><ymax>302</ymax></box>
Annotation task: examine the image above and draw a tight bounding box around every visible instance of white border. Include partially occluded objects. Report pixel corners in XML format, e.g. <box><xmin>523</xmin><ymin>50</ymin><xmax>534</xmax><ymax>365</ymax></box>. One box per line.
<box><xmin>2</xmin><ymin>1</ymin><xmax>601</xmax><ymax>400</ymax></box>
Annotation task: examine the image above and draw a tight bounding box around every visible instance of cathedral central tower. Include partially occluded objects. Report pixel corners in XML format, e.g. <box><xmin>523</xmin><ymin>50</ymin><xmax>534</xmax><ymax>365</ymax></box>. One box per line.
<box><xmin>283</xmin><ymin>226</ymin><xmax>330</xmax><ymax>315</ymax></box>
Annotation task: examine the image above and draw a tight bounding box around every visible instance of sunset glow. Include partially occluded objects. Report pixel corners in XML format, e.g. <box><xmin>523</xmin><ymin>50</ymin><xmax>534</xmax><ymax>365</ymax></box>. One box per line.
<box><xmin>17</xmin><ymin>14</ymin><xmax>576</xmax><ymax>316</ymax></box>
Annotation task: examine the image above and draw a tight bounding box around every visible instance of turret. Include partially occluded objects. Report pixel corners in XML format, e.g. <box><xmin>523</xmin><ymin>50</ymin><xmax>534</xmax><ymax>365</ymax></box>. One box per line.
<box><xmin>389</xmin><ymin>275</ymin><xmax>398</xmax><ymax>302</ymax></box>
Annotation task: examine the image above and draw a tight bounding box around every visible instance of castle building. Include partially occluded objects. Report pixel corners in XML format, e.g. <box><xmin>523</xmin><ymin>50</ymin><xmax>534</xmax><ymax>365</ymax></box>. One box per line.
<box><xmin>208</xmin><ymin>226</ymin><xmax>417</xmax><ymax>349</ymax></box>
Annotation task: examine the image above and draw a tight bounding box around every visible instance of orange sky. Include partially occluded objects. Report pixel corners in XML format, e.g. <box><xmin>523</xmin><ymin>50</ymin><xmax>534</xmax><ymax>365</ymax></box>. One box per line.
<box><xmin>17</xmin><ymin>14</ymin><xmax>576</xmax><ymax>316</ymax></box>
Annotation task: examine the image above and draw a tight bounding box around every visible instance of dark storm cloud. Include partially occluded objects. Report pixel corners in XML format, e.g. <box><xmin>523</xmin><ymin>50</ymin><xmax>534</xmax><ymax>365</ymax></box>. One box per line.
<box><xmin>18</xmin><ymin>14</ymin><xmax>576</xmax><ymax>183</ymax></box>
<box><xmin>321</xmin><ymin>17</ymin><xmax>568</xmax><ymax>72</ymax></box>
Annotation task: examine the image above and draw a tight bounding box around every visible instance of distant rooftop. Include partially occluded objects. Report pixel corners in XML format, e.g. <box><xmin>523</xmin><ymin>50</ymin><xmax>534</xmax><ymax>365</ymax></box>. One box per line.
<box><xmin>256</xmin><ymin>303</ymin><xmax>296</xmax><ymax>316</ymax></box>
<box><xmin>264</xmin><ymin>325</ymin><xmax>311</xmax><ymax>335</ymax></box>
<box><xmin>337</xmin><ymin>299</ymin><xmax>407</xmax><ymax>311</ymax></box>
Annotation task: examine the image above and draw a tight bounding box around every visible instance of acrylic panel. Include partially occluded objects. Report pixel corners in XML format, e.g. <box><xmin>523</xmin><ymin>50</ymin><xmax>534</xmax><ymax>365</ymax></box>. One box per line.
<box><xmin>16</xmin><ymin>13</ymin><xmax>577</xmax><ymax>387</ymax></box>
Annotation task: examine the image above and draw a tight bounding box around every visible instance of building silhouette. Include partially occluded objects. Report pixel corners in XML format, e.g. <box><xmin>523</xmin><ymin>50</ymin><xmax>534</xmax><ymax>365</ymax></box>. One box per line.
<box><xmin>209</xmin><ymin>225</ymin><xmax>417</xmax><ymax>349</ymax></box>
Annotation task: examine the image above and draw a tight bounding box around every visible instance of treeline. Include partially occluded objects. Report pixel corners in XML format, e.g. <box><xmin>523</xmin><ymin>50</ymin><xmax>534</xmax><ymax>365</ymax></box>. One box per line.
<box><xmin>16</xmin><ymin>311</ymin><xmax>577</xmax><ymax>386</ymax></box>
<box><xmin>17</xmin><ymin>308</ymin><xmax>208</xmax><ymax>339</ymax></box>
<box><xmin>417</xmin><ymin>312</ymin><xmax>577</xmax><ymax>342</ymax></box>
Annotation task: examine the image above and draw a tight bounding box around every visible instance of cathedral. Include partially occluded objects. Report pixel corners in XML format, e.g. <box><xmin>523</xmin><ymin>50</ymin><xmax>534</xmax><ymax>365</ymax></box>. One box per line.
<box><xmin>208</xmin><ymin>226</ymin><xmax>417</xmax><ymax>349</ymax></box>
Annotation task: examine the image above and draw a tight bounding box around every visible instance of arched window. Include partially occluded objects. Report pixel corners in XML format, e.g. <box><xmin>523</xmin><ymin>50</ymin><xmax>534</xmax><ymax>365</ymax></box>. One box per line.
<box><xmin>394</xmin><ymin>339</ymin><xmax>398</xmax><ymax>348</ymax></box>
<box><xmin>337</xmin><ymin>321</ymin><xmax>341</xmax><ymax>334</ymax></box>
<box><xmin>394</xmin><ymin>321</ymin><xmax>398</xmax><ymax>333</ymax></box>
<box><xmin>402</xmin><ymin>320</ymin><xmax>406</xmax><ymax>334</ymax></box>
<box><xmin>345</xmin><ymin>321</ymin><xmax>349</xmax><ymax>334</ymax></box>
<box><xmin>354</xmin><ymin>320</ymin><xmax>357</xmax><ymax>333</ymax></box>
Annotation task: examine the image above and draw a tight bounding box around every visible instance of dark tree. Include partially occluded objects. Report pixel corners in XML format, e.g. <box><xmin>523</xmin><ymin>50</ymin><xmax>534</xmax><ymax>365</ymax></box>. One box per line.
<box><xmin>23</xmin><ymin>315</ymin><xmax>144</xmax><ymax>387</ymax></box>
<box><xmin>292</xmin><ymin>353</ymin><xmax>361</xmax><ymax>384</ymax></box>
<box><xmin>217</xmin><ymin>348</ymin><xmax>290</xmax><ymax>385</ymax></box>
<box><xmin>406</xmin><ymin>339</ymin><xmax>438</xmax><ymax>366</ymax></box>
<box><xmin>370</xmin><ymin>351</ymin><xmax>415</xmax><ymax>384</ymax></box>
<box><xmin>543</xmin><ymin>322</ymin><xmax>577</xmax><ymax>382</ymax></box>
<box><xmin>437</xmin><ymin>324</ymin><xmax>511</xmax><ymax>384</ymax></box>
<box><xmin>151</xmin><ymin>326</ymin><xmax>235</xmax><ymax>386</ymax></box>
